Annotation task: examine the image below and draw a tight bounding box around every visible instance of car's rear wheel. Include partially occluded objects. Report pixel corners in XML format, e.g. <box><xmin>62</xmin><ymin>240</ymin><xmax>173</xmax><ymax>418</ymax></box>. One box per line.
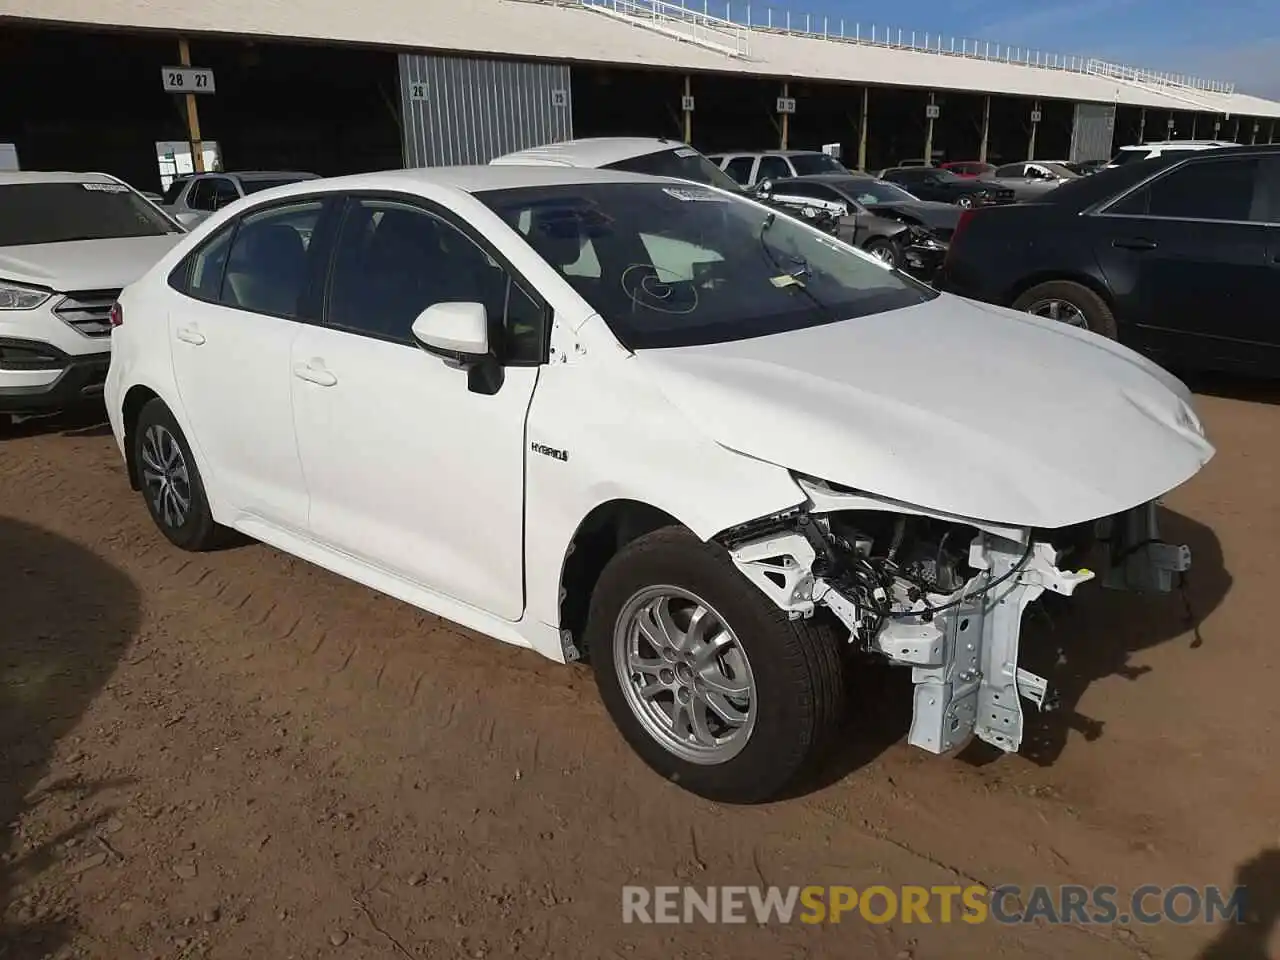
<box><xmin>586</xmin><ymin>526</ymin><xmax>845</xmax><ymax>803</ymax></box>
<box><xmin>863</xmin><ymin>237</ymin><xmax>900</xmax><ymax>269</ymax></box>
<box><xmin>1012</xmin><ymin>280</ymin><xmax>1119</xmax><ymax>339</ymax></box>
<box><xmin>133</xmin><ymin>398</ymin><xmax>229</xmax><ymax>551</ymax></box>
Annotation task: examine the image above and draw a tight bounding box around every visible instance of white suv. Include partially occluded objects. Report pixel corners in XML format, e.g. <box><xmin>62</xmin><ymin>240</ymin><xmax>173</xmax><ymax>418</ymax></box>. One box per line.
<box><xmin>106</xmin><ymin>165</ymin><xmax>1210</xmax><ymax>802</ymax></box>
<box><xmin>0</xmin><ymin>172</ymin><xmax>185</xmax><ymax>425</ymax></box>
<box><xmin>1102</xmin><ymin>140</ymin><xmax>1238</xmax><ymax>169</ymax></box>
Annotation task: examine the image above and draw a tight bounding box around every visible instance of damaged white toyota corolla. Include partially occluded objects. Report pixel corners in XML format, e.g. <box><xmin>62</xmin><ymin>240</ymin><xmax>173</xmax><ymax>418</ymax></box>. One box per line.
<box><xmin>105</xmin><ymin>166</ymin><xmax>1213</xmax><ymax>803</ymax></box>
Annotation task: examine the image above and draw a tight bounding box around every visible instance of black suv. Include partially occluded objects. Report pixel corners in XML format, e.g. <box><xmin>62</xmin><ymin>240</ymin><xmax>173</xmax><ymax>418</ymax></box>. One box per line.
<box><xmin>939</xmin><ymin>144</ymin><xmax>1280</xmax><ymax>378</ymax></box>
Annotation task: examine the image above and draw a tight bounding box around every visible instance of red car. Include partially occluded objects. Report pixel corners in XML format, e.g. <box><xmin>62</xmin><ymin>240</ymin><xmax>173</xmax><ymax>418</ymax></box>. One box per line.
<box><xmin>939</xmin><ymin>161</ymin><xmax>996</xmax><ymax>178</ymax></box>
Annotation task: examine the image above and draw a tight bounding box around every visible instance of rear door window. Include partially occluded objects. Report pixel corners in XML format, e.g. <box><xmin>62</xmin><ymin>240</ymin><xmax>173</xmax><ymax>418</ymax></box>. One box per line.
<box><xmin>1108</xmin><ymin>156</ymin><xmax>1264</xmax><ymax>222</ymax></box>
<box><xmin>722</xmin><ymin>156</ymin><xmax>755</xmax><ymax>185</ymax></box>
<box><xmin>757</xmin><ymin>155</ymin><xmax>793</xmax><ymax>182</ymax></box>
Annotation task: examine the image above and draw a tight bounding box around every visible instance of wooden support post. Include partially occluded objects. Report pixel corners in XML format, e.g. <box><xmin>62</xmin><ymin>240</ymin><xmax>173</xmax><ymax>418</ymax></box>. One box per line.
<box><xmin>178</xmin><ymin>38</ymin><xmax>205</xmax><ymax>173</ymax></box>
<box><xmin>857</xmin><ymin>86</ymin><xmax>869</xmax><ymax>172</ymax></box>
<box><xmin>1027</xmin><ymin>99</ymin><xmax>1040</xmax><ymax>160</ymax></box>
<box><xmin>978</xmin><ymin>95</ymin><xmax>990</xmax><ymax>163</ymax></box>
<box><xmin>683</xmin><ymin>75</ymin><xmax>692</xmax><ymax>144</ymax></box>
<box><xmin>923</xmin><ymin>92</ymin><xmax>936</xmax><ymax>164</ymax></box>
<box><xmin>780</xmin><ymin>81</ymin><xmax>790</xmax><ymax>150</ymax></box>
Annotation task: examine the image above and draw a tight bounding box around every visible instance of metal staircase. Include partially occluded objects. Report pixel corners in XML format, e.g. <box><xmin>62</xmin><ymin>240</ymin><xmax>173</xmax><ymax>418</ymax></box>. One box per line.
<box><xmin>578</xmin><ymin>0</ymin><xmax>750</xmax><ymax>59</ymax></box>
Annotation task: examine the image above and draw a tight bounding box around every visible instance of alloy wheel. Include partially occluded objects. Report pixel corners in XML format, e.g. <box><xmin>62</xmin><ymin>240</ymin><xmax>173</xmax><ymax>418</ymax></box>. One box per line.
<box><xmin>1027</xmin><ymin>297</ymin><xmax>1089</xmax><ymax>329</ymax></box>
<box><xmin>140</xmin><ymin>423</ymin><xmax>192</xmax><ymax>529</ymax></box>
<box><xmin>613</xmin><ymin>585</ymin><xmax>758</xmax><ymax>765</ymax></box>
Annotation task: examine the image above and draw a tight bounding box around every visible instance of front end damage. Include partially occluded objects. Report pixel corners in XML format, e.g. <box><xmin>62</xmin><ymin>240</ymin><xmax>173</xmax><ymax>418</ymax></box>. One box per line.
<box><xmin>722</xmin><ymin>476</ymin><xmax>1192</xmax><ymax>757</ymax></box>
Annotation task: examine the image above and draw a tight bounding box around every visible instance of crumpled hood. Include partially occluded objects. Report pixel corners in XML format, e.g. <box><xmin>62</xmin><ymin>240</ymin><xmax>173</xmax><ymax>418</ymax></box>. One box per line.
<box><xmin>0</xmin><ymin>235</ymin><xmax>182</xmax><ymax>291</ymax></box>
<box><xmin>867</xmin><ymin>200</ymin><xmax>960</xmax><ymax>232</ymax></box>
<box><xmin>635</xmin><ymin>295</ymin><xmax>1215</xmax><ymax>529</ymax></box>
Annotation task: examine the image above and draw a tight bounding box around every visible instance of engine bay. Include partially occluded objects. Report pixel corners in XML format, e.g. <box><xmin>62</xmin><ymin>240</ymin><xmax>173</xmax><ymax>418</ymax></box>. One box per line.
<box><xmin>724</xmin><ymin>477</ymin><xmax>1192</xmax><ymax>757</ymax></box>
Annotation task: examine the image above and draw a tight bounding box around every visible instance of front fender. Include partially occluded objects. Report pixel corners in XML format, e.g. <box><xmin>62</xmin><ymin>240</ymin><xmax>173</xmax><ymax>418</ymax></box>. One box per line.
<box><xmin>520</xmin><ymin>353</ymin><xmax>806</xmax><ymax>635</ymax></box>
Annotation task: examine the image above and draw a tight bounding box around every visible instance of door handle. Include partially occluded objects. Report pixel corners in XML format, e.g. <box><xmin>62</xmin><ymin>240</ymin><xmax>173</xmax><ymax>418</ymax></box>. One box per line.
<box><xmin>175</xmin><ymin>326</ymin><xmax>206</xmax><ymax>345</ymax></box>
<box><xmin>1112</xmin><ymin>237</ymin><xmax>1158</xmax><ymax>251</ymax></box>
<box><xmin>293</xmin><ymin>361</ymin><xmax>337</xmax><ymax>387</ymax></box>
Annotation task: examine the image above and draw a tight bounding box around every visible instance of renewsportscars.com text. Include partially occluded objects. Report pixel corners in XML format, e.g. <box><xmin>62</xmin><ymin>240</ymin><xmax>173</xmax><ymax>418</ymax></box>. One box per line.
<box><xmin>622</xmin><ymin>884</ymin><xmax>1247</xmax><ymax>926</ymax></box>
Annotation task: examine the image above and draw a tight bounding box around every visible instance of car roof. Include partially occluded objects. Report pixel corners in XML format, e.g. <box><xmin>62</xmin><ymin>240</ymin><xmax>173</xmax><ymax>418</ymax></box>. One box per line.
<box><xmin>490</xmin><ymin>137</ymin><xmax>682</xmax><ymax>168</ymax></box>
<box><xmin>719</xmin><ymin>149</ymin><xmax>830</xmax><ymax>157</ymax></box>
<box><xmin>175</xmin><ymin>170</ymin><xmax>319</xmax><ymax>180</ymax></box>
<box><xmin>1037</xmin><ymin>143</ymin><xmax>1280</xmax><ymax>209</ymax></box>
<box><xmin>0</xmin><ymin>170</ymin><xmax>129</xmax><ymax>186</ymax></box>
<box><xmin>1118</xmin><ymin>140</ymin><xmax>1239</xmax><ymax>150</ymax></box>
<box><xmin>772</xmin><ymin>172</ymin><xmax>877</xmax><ymax>184</ymax></box>
<box><xmin>216</xmin><ymin>164</ymin><xmax>678</xmax><ymax>204</ymax></box>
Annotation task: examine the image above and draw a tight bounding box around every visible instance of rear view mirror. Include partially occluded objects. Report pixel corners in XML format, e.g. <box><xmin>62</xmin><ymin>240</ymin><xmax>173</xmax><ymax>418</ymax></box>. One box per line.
<box><xmin>411</xmin><ymin>301</ymin><xmax>490</xmax><ymax>364</ymax></box>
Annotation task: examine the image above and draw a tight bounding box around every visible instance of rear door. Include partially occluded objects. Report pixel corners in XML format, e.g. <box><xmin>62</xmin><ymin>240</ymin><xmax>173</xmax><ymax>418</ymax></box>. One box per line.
<box><xmin>168</xmin><ymin>195</ymin><xmax>336</xmax><ymax>529</ymax></box>
<box><xmin>1093</xmin><ymin>153</ymin><xmax>1278</xmax><ymax>370</ymax></box>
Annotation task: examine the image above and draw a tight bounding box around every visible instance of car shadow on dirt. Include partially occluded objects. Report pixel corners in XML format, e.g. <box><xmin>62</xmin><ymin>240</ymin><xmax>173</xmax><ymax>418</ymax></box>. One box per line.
<box><xmin>790</xmin><ymin>506</ymin><xmax>1230</xmax><ymax>794</ymax></box>
<box><xmin>3</xmin><ymin>404</ymin><xmax>112</xmax><ymax>440</ymax></box>
<box><xmin>1185</xmin><ymin>372</ymin><xmax>1280</xmax><ymax>406</ymax></box>
<box><xmin>995</xmin><ymin>506</ymin><xmax>1230</xmax><ymax>768</ymax></box>
<box><xmin>0</xmin><ymin>517</ymin><xmax>140</xmax><ymax>958</ymax></box>
<box><xmin>1197</xmin><ymin>847</ymin><xmax>1280</xmax><ymax>959</ymax></box>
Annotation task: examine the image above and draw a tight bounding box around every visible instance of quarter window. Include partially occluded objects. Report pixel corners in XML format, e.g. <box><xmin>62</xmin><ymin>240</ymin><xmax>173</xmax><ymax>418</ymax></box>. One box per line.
<box><xmin>1108</xmin><ymin>157</ymin><xmax>1264</xmax><ymax>222</ymax></box>
<box><xmin>326</xmin><ymin>198</ymin><xmax>544</xmax><ymax>363</ymax></box>
<box><xmin>219</xmin><ymin>200</ymin><xmax>325</xmax><ymax>317</ymax></box>
<box><xmin>181</xmin><ymin>222</ymin><xmax>236</xmax><ymax>301</ymax></box>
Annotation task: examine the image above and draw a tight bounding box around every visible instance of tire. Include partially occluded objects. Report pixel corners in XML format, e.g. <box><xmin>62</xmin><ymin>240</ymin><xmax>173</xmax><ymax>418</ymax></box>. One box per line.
<box><xmin>863</xmin><ymin>237</ymin><xmax>900</xmax><ymax>269</ymax></box>
<box><xmin>132</xmin><ymin>398</ymin><xmax>229</xmax><ymax>551</ymax></box>
<box><xmin>586</xmin><ymin>526</ymin><xmax>845</xmax><ymax>803</ymax></box>
<box><xmin>1011</xmin><ymin>280</ymin><xmax>1119</xmax><ymax>339</ymax></box>
<box><xmin>955</xmin><ymin>195</ymin><xmax>975</xmax><ymax>208</ymax></box>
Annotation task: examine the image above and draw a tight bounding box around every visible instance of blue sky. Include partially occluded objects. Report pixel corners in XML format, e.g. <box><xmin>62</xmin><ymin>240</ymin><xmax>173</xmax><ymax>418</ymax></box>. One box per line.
<box><xmin>736</xmin><ymin>0</ymin><xmax>1280</xmax><ymax>97</ymax></box>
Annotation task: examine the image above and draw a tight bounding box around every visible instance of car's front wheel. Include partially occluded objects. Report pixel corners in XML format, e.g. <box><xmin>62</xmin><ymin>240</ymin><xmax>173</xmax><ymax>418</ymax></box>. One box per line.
<box><xmin>132</xmin><ymin>398</ymin><xmax>229</xmax><ymax>551</ymax></box>
<box><xmin>587</xmin><ymin>526</ymin><xmax>845</xmax><ymax>803</ymax></box>
<box><xmin>863</xmin><ymin>237</ymin><xmax>900</xmax><ymax>268</ymax></box>
<box><xmin>955</xmin><ymin>195</ymin><xmax>975</xmax><ymax>208</ymax></box>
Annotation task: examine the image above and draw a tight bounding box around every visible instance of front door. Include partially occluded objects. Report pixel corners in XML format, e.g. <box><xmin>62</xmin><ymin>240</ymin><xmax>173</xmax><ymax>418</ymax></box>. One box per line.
<box><xmin>290</xmin><ymin>195</ymin><xmax>545</xmax><ymax>620</ymax></box>
<box><xmin>168</xmin><ymin>197</ymin><xmax>329</xmax><ymax>530</ymax></box>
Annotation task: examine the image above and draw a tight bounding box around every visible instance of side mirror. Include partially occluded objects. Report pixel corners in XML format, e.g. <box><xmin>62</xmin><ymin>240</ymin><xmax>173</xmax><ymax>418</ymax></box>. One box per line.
<box><xmin>175</xmin><ymin>211</ymin><xmax>202</xmax><ymax>227</ymax></box>
<box><xmin>757</xmin><ymin>179</ymin><xmax>773</xmax><ymax>195</ymax></box>
<box><xmin>411</xmin><ymin>301</ymin><xmax>490</xmax><ymax>365</ymax></box>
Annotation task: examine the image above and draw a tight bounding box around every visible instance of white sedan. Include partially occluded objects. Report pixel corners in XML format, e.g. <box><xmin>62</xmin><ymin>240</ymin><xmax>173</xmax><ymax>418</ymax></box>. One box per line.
<box><xmin>105</xmin><ymin>165</ymin><xmax>1212</xmax><ymax>802</ymax></box>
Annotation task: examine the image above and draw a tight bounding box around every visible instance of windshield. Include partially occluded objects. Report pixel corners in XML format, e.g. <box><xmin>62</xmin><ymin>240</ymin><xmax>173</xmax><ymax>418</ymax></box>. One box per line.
<box><xmin>477</xmin><ymin>182</ymin><xmax>935</xmax><ymax>350</ymax></box>
<box><xmin>0</xmin><ymin>181</ymin><xmax>180</xmax><ymax>246</ymax></box>
<box><xmin>788</xmin><ymin>154</ymin><xmax>848</xmax><ymax>176</ymax></box>
<box><xmin>602</xmin><ymin>147</ymin><xmax>743</xmax><ymax>193</ymax></box>
<box><xmin>839</xmin><ymin>179</ymin><xmax>920</xmax><ymax>204</ymax></box>
<box><xmin>239</xmin><ymin>176</ymin><xmax>315</xmax><ymax>195</ymax></box>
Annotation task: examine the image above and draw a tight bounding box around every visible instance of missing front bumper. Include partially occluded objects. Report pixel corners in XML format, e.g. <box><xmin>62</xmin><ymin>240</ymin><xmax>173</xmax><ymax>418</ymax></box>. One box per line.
<box><xmin>729</xmin><ymin>499</ymin><xmax>1190</xmax><ymax>758</ymax></box>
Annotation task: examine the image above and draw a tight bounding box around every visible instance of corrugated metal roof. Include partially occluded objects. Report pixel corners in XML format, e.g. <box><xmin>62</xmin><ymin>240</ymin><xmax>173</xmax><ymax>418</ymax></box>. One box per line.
<box><xmin>6</xmin><ymin>0</ymin><xmax>1280</xmax><ymax>118</ymax></box>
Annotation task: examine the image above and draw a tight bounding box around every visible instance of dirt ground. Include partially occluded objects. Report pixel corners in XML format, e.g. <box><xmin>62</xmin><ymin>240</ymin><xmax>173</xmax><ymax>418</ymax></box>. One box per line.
<box><xmin>2</xmin><ymin>383</ymin><xmax>1279</xmax><ymax>960</ymax></box>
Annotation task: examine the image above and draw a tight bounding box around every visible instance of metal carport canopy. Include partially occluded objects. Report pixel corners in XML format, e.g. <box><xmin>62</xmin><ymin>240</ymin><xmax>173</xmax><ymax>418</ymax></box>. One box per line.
<box><xmin>5</xmin><ymin>0</ymin><xmax>1279</xmax><ymax>117</ymax></box>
